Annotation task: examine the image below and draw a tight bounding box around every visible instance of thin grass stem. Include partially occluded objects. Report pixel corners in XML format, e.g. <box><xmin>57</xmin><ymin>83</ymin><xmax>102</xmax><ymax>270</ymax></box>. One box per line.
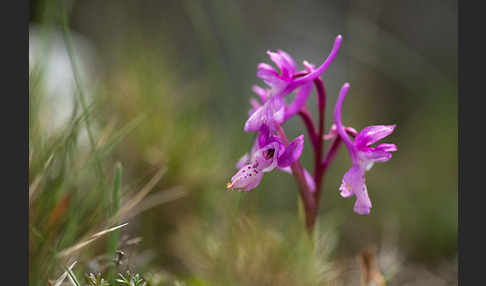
<box><xmin>107</xmin><ymin>162</ymin><xmax>123</xmax><ymax>283</ymax></box>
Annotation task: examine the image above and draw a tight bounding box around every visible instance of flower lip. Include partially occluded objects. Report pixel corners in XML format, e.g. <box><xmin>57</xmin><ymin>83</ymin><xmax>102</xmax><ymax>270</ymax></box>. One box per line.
<box><xmin>228</xmin><ymin>124</ymin><xmax>305</xmax><ymax>192</ymax></box>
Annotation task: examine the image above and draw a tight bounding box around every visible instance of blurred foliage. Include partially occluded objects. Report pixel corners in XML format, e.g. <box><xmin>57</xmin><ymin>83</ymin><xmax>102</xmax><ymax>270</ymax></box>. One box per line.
<box><xmin>29</xmin><ymin>0</ymin><xmax>457</xmax><ymax>285</ymax></box>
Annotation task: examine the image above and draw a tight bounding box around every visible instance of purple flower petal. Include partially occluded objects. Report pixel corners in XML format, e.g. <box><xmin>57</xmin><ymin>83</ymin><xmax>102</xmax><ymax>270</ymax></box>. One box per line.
<box><xmin>277</xmin><ymin>135</ymin><xmax>304</xmax><ymax>168</ymax></box>
<box><xmin>354</xmin><ymin>125</ymin><xmax>396</xmax><ymax>149</ymax></box>
<box><xmin>373</xmin><ymin>143</ymin><xmax>398</xmax><ymax>153</ymax></box>
<box><xmin>353</xmin><ymin>186</ymin><xmax>372</xmax><ymax>215</ymax></box>
<box><xmin>257</xmin><ymin>62</ymin><xmax>278</xmax><ymax>73</ymax></box>
<box><xmin>228</xmin><ymin>138</ymin><xmax>285</xmax><ymax>192</ymax></box>
<box><xmin>276</xmin><ymin>49</ymin><xmax>297</xmax><ymax>74</ymax></box>
<box><xmin>257</xmin><ymin>67</ymin><xmax>279</xmax><ymax>79</ymax></box>
<box><xmin>284</xmin><ymin>82</ymin><xmax>313</xmax><ymax>120</ymax></box>
<box><xmin>252</xmin><ymin>141</ymin><xmax>280</xmax><ymax>172</ymax></box>
<box><xmin>267</xmin><ymin>50</ymin><xmax>295</xmax><ymax>79</ymax></box>
<box><xmin>252</xmin><ymin>85</ymin><xmax>270</xmax><ymax>104</ymax></box>
<box><xmin>244</xmin><ymin>96</ymin><xmax>285</xmax><ymax>132</ymax></box>
<box><xmin>361</xmin><ymin>143</ymin><xmax>397</xmax><ymax>163</ymax></box>
<box><xmin>228</xmin><ymin>164</ymin><xmax>265</xmax><ymax>191</ymax></box>
<box><xmin>339</xmin><ymin>165</ymin><xmax>372</xmax><ymax>215</ymax></box>
<box><xmin>248</xmin><ymin>98</ymin><xmax>261</xmax><ymax>116</ymax></box>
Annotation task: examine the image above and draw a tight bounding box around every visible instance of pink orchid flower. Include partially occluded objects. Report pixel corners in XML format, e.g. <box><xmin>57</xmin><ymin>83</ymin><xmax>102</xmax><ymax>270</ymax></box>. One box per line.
<box><xmin>227</xmin><ymin>124</ymin><xmax>308</xmax><ymax>192</ymax></box>
<box><xmin>333</xmin><ymin>83</ymin><xmax>397</xmax><ymax>214</ymax></box>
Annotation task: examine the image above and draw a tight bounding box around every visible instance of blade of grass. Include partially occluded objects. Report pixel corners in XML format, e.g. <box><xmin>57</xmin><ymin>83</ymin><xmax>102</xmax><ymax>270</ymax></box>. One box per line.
<box><xmin>59</xmin><ymin>8</ymin><xmax>110</xmax><ymax>218</ymax></box>
<box><xmin>107</xmin><ymin>162</ymin><xmax>123</xmax><ymax>283</ymax></box>
<box><xmin>59</xmin><ymin>9</ymin><xmax>96</xmax><ymax>150</ymax></box>
<box><xmin>56</xmin><ymin>223</ymin><xmax>129</xmax><ymax>258</ymax></box>
<box><xmin>50</xmin><ymin>261</ymin><xmax>78</xmax><ymax>286</ymax></box>
<box><xmin>50</xmin><ymin>111</ymin><xmax>148</xmax><ymax>207</ymax></box>
<box><xmin>115</xmin><ymin>166</ymin><xmax>168</xmax><ymax>221</ymax></box>
<box><xmin>66</xmin><ymin>262</ymin><xmax>81</xmax><ymax>286</ymax></box>
<box><xmin>123</xmin><ymin>185</ymin><xmax>188</xmax><ymax>219</ymax></box>
<box><xmin>97</xmin><ymin>111</ymin><xmax>149</xmax><ymax>157</ymax></box>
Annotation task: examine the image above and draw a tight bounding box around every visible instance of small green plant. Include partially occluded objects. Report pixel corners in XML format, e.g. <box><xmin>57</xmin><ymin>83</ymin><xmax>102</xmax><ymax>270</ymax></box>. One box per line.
<box><xmin>116</xmin><ymin>271</ymin><xmax>147</xmax><ymax>286</ymax></box>
<box><xmin>86</xmin><ymin>273</ymin><xmax>110</xmax><ymax>286</ymax></box>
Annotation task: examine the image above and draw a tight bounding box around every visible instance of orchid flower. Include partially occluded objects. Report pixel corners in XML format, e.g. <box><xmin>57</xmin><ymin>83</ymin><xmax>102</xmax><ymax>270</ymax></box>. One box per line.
<box><xmin>227</xmin><ymin>124</ymin><xmax>306</xmax><ymax>192</ymax></box>
<box><xmin>244</xmin><ymin>35</ymin><xmax>342</xmax><ymax>132</ymax></box>
<box><xmin>257</xmin><ymin>49</ymin><xmax>298</xmax><ymax>96</ymax></box>
<box><xmin>333</xmin><ymin>83</ymin><xmax>397</xmax><ymax>215</ymax></box>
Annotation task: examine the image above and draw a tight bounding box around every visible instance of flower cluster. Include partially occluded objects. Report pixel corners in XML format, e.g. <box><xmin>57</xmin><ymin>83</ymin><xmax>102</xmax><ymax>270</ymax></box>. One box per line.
<box><xmin>227</xmin><ymin>35</ymin><xmax>397</xmax><ymax>220</ymax></box>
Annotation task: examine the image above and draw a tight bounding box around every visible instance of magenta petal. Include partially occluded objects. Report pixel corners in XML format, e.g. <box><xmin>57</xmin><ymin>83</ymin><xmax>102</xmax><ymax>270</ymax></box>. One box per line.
<box><xmin>353</xmin><ymin>186</ymin><xmax>372</xmax><ymax>215</ymax></box>
<box><xmin>258</xmin><ymin>124</ymin><xmax>270</xmax><ymax>148</ymax></box>
<box><xmin>253</xmin><ymin>142</ymin><xmax>281</xmax><ymax>172</ymax></box>
<box><xmin>267</xmin><ymin>50</ymin><xmax>294</xmax><ymax>79</ymax></box>
<box><xmin>277</xmin><ymin>135</ymin><xmax>304</xmax><ymax>168</ymax></box>
<box><xmin>244</xmin><ymin>96</ymin><xmax>284</xmax><ymax>132</ymax></box>
<box><xmin>362</xmin><ymin>148</ymin><xmax>392</xmax><ymax>161</ymax></box>
<box><xmin>339</xmin><ymin>165</ymin><xmax>360</xmax><ymax>198</ymax></box>
<box><xmin>284</xmin><ymin>81</ymin><xmax>313</xmax><ymax>120</ymax></box>
<box><xmin>324</xmin><ymin>124</ymin><xmax>338</xmax><ymax>140</ymax></box>
<box><xmin>276</xmin><ymin>49</ymin><xmax>297</xmax><ymax>74</ymax></box>
<box><xmin>361</xmin><ymin>143</ymin><xmax>397</xmax><ymax>163</ymax></box>
<box><xmin>229</xmin><ymin>164</ymin><xmax>265</xmax><ymax>191</ymax></box>
<box><xmin>268</xmin><ymin>97</ymin><xmax>285</xmax><ymax>130</ymax></box>
<box><xmin>244</xmin><ymin>107</ymin><xmax>265</xmax><ymax>132</ymax></box>
<box><xmin>354</xmin><ymin>125</ymin><xmax>396</xmax><ymax>148</ymax></box>
<box><xmin>252</xmin><ymin>85</ymin><xmax>270</xmax><ymax>104</ymax></box>
<box><xmin>257</xmin><ymin>62</ymin><xmax>277</xmax><ymax>73</ymax></box>
<box><xmin>257</xmin><ymin>67</ymin><xmax>279</xmax><ymax>79</ymax></box>
<box><xmin>302</xmin><ymin>60</ymin><xmax>316</xmax><ymax>71</ymax></box>
<box><xmin>339</xmin><ymin>165</ymin><xmax>372</xmax><ymax>214</ymax></box>
<box><xmin>373</xmin><ymin>143</ymin><xmax>397</xmax><ymax>153</ymax></box>
<box><xmin>248</xmin><ymin>98</ymin><xmax>261</xmax><ymax>116</ymax></box>
<box><xmin>261</xmin><ymin>76</ymin><xmax>287</xmax><ymax>94</ymax></box>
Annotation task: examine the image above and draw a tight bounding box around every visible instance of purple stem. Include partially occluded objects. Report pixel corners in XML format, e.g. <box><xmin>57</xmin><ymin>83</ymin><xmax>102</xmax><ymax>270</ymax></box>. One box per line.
<box><xmin>297</xmin><ymin>106</ymin><xmax>318</xmax><ymax>149</ymax></box>
<box><xmin>275</xmin><ymin>123</ymin><xmax>316</xmax><ymax>234</ymax></box>
<box><xmin>321</xmin><ymin>128</ymin><xmax>357</xmax><ymax>173</ymax></box>
<box><xmin>312</xmin><ymin>77</ymin><xmax>326</xmax><ymax>205</ymax></box>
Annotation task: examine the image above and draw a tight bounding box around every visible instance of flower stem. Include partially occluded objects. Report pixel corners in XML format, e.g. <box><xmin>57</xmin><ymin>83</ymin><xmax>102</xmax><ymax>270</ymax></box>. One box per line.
<box><xmin>275</xmin><ymin>123</ymin><xmax>317</xmax><ymax>234</ymax></box>
<box><xmin>297</xmin><ymin>106</ymin><xmax>318</xmax><ymax>149</ymax></box>
<box><xmin>312</xmin><ymin>77</ymin><xmax>326</xmax><ymax>206</ymax></box>
<box><xmin>322</xmin><ymin>127</ymin><xmax>357</xmax><ymax>170</ymax></box>
<box><xmin>321</xmin><ymin>136</ymin><xmax>342</xmax><ymax>174</ymax></box>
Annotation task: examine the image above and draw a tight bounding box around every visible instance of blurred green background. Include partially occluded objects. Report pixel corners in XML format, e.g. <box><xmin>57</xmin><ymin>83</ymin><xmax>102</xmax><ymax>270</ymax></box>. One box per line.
<box><xmin>29</xmin><ymin>0</ymin><xmax>457</xmax><ymax>285</ymax></box>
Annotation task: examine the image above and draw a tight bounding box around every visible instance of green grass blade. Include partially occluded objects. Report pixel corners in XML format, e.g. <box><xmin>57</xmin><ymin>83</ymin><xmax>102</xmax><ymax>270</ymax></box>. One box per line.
<box><xmin>107</xmin><ymin>162</ymin><xmax>123</xmax><ymax>283</ymax></box>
